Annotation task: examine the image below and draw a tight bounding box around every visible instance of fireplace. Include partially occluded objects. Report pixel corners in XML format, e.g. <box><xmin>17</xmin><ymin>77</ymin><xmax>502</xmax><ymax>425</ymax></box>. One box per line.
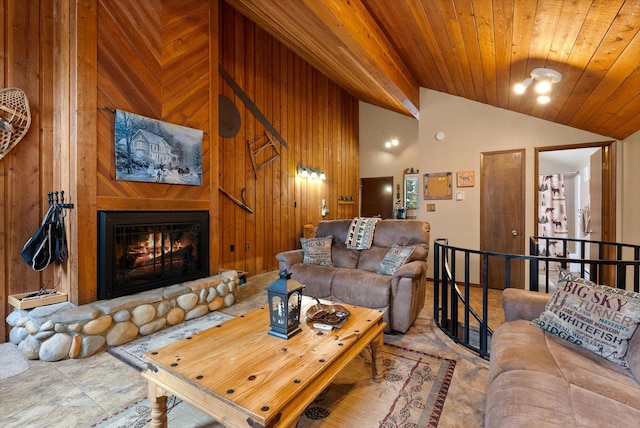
<box><xmin>98</xmin><ymin>211</ymin><xmax>209</xmax><ymax>300</ymax></box>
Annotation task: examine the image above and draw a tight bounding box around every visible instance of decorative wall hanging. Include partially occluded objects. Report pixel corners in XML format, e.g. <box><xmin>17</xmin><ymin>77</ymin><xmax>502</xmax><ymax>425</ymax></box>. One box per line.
<box><xmin>0</xmin><ymin>87</ymin><xmax>31</xmax><ymax>160</ymax></box>
<box><xmin>114</xmin><ymin>109</ymin><xmax>203</xmax><ymax>185</ymax></box>
<box><xmin>456</xmin><ymin>170</ymin><xmax>475</xmax><ymax>187</ymax></box>
<box><xmin>219</xmin><ymin>65</ymin><xmax>289</xmax><ymax>150</ymax></box>
<box><xmin>424</xmin><ymin>172</ymin><xmax>453</xmax><ymax>200</ymax></box>
<box><xmin>219</xmin><ymin>94</ymin><xmax>241</xmax><ymax>138</ymax></box>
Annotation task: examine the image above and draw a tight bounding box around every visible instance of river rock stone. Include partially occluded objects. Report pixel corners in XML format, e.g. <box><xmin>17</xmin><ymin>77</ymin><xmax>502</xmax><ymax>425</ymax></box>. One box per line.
<box><xmin>157</xmin><ymin>301</ymin><xmax>170</xmax><ymax>316</ymax></box>
<box><xmin>140</xmin><ymin>318</ymin><xmax>166</xmax><ymax>336</ymax></box>
<box><xmin>20</xmin><ymin>335</ymin><xmax>41</xmax><ymax>359</ymax></box>
<box><xmin>224</xmin><ymin>293</ymin><xmax>235</xmax><ymax>307</ymax></box>
<box><xmin>41</xmin><ymin>320</ymin><xmax>55</xmax><ymax>331</ymax></box>
<box><xmin>83</xmin><ymin>315</ymin><xmax>112</xmax><ymax>335</ymax></box>
<box><xmin>131</xmin><ymin>304</ymin><xmax>156</xmax><ymax>326</ymax></box>
<box><xmin>199</xmin><ymin>288</ymin><xmax>207</xmax><ymax>303</ymax></box>
<box><xmin>81</xmin><ymin>335</ymin><xmax>106</xmax><ymax>358</ymax></box>
<box><xmin>68</xmin><ymin>323</ymin><xmax>82</xmax><ymax>332</ymax></box>
<box><xmin>177</xmin><ymin>293</ymin><xmax>198</xmax><ymax>311</ymax></box>
<box><xmin>106</xmin><ymin>321</ymin><xmax>139</xmax><ymax>347</ymax></box>
<box><xmin>9</xmin><ymin>326</ymin><xmax>27</xmax><ymax>344</ymax></box>
<box><xmin>54</xmin><ymin>323</ymin><xmax>66</xmax><ymax>333</ymax></box>
<box><xmin>6</xmin><ymin>310</ymin><xmax>27</xmax><ymax>327</ymax></box>
<box><xmin>15</xmin><ymin>316</ymin><xmax>29</xmax><ymax>327</ymax></box>
<box><xmin>185</xmin><ymin>305</ymin><xmax>208</xmax><ymax>321</ymax></box>
<box><xmin>206</xmin><ymin>287</ymin><xmax>217</xmax><ymax>302</ymax></box>
<box><xmin>24</xmin><ymin>320</ymin><xmax>39</xmax><ymax>335</ymax></box>
<box><xmin>221</xmin><ymin>270</ymin><xmax>238</xmax><ymax>281</ymax></box>
<box><xmin>34</xmin><ymin>330</ymin><xmax>55</xmax><ymax>340</ymax></box>
<box><xmin>216</xmin><ymin>283</ymin><xmax>229</xmax><ymax>296</ymax></box>
<box><xmin>69</xmin><ymin>334</ymin><xmax>82</xmax><ymax>358</ymax></box>
<box><xmin>39</xmin><ymin>333</ymin><xmax>72</xmax><ymax>362</ymax></box>
<box><xmin>208</xmin><ymin>296</ymin><xmax>224</xmax><ymax>311</ymax></box>
<box><xmin>113</xmin><ymin>309</ymin><xmax>130</xmax><ymax>323</ymax></box>
<box><xmin>166</xmin><ymin>308</ymin><xmax>185</xmax><ymax>325</ymax></box>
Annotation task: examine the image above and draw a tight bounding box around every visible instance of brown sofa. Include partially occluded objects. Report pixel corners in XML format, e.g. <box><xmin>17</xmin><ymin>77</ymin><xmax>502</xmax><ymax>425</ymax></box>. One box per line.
<box><xmin>275</xmin><ymin>219</ymin><xmax>430</xmax><ymax>333</ymax></box>
<box><xmin>486</xmin><ymin>288</ymin><xmax>640</xmax><ymax>427</ymax></box>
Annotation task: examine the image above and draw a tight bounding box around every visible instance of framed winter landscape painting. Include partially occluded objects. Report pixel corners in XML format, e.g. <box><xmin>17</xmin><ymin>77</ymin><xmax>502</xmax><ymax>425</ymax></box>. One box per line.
<box><xmin>114</xmin><ymin>109</ymin><xmax>203</xmax><ymax>185</ymax></box>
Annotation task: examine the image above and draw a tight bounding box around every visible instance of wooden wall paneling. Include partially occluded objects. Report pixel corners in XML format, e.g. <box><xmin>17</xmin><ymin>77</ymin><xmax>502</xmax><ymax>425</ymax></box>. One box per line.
<box><xmin>209</xmin><ymin>0</ymin><xmax>220</xmax><ymax>276</ymax></box>
<box><xmin>0</xmin><ymin>0</ymin><xmax>5</xmax><ymax>340</ymax></box>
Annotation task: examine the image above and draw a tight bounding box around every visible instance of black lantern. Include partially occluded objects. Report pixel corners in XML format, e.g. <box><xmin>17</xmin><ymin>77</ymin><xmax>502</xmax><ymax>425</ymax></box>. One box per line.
<box><xmin>266</xmin><ymin>271</ymin><xmax>304</xmax><ymax>339</ymax></box>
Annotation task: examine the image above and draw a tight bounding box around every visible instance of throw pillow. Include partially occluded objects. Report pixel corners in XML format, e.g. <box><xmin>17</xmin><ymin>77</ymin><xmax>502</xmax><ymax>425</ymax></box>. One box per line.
<box><xmin>378</xmin><ymin>245</ymin><xmax>414</xmax><ymax>275</ymax></box>
<box><xmin>300</xmin><ymin>235</ymin><xmax>333</xmax><ymax>266</ymax></box>
<box><xmin>532</xmin><ymin>269</ymin><xmax>640</xmax><ymax>367</ymax></box>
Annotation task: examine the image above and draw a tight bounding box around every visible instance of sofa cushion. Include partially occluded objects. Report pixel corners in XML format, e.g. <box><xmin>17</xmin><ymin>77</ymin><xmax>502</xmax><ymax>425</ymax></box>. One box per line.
<box><xmin>300</xmin><ymin>235</ymin><xmax>333</xmax><ymax>266</ymax></box>
<box><xmin>378</xmin><ymin>245</ymin><xmax>414</xmax><ymax>275</ymax></box>
<box><xmin>356</xmin><ymin>247</ymin><xmax>388</xmax><ymax>272</ymax></box>
<box><xmin>491</xmin><ymin>320</ymin><xmax>640</xmax><ymax>411</ymax></box>
<box><xmin>331</xmin><ymin>269</ymin><xmax>391</xmax><ymax>309</ymax></box>
<box><xmin>330</xmin><ymin>241</ymin><xmax>360</xmax><ymax>269</ymax></box>
<box><xmin>289</xmin><ymin>263</ymin><xmax>336</xmax><ymax>299</ymax></box>
<box><xmin>532</xmin><ymin>271</ymin><xmax>640</xmax><ymax>367</ymax></box>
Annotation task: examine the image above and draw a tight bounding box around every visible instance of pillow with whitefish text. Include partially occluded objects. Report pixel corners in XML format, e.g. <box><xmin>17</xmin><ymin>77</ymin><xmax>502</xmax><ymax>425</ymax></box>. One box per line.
<box><xmin>532</xmin><ymin>269</ymin><xmax>640</xmax><ymax>367</ymax></box>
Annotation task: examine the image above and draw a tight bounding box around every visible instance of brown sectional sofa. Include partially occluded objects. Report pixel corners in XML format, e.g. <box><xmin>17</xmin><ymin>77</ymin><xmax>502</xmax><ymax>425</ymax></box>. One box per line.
<box><xmin>486</xmin><ymin>288</ymin><xmax>640</xmax><ymax>427</ymax></box>
<box><xmin>275</xmin><ymin>219</ymin><xmax>430</xmax><ymax>333</ymax></box>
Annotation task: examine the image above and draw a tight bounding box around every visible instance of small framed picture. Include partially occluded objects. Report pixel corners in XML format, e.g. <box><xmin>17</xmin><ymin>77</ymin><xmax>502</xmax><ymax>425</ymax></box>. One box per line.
<box><xmin>457</xmin><ymin>170</ymin><xmax>475</xmax><ymax>187</ymax></box>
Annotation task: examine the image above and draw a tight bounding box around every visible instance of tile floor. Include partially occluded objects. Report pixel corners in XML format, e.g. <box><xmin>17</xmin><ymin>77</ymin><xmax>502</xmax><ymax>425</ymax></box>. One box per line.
<box><xmin>0</xmin><ymin>272</ymin><xmax>504</xmax><ymax>427</ymax></box>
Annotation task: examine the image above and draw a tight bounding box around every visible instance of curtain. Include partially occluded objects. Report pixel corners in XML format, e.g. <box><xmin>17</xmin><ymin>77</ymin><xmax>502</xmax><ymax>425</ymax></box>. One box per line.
<box><xmin>538</xmin><ymin>174</ymin><xmax>568</xmax><ymax>270</ymax></box>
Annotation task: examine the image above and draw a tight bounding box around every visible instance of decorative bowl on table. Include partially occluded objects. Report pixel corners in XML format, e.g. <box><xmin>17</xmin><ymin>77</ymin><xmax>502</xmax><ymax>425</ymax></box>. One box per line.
<box><xmin>306</xmin><ymin>299</ymin><xmax>351</xmax><ymax>328</ymax></box>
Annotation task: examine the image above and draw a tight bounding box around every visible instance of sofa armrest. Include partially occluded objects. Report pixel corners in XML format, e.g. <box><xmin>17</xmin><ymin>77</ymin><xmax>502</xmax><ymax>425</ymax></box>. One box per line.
<box><xmin>275</xmin><ymin>249</ymin><xmax>304</xmax><ymax>271</ymax></box>
<box><xmin>392</xmin><ymin>260</ymin><xmax>426</xmax><ymax>279</ymax></box>
<box><xmin>502</xmin><ymin>288</ymin><xmax>551</xmax><ymax>322</ymax></box>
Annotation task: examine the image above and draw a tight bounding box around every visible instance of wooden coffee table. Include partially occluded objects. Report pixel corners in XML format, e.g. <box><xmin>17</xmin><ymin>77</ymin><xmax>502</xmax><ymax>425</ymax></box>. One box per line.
<box><xmin>141</xmin><ymin>301</ymin><xmax>386</xmax><ymax>427</ymax></box>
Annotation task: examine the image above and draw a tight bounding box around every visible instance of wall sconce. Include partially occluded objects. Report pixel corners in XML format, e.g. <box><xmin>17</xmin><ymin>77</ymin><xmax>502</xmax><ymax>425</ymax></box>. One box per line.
<box><xmin>513</xmin><ymin>68</ymin><xmax>562</xmax><ymax>104</ymax></box>
<box><xmin>297</xmin><ymin>165</ymin><xmax>326</xmax><ymax>180</ymax></box>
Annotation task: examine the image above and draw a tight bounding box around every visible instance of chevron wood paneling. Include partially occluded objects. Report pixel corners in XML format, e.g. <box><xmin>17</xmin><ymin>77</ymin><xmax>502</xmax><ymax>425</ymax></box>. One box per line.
<box><xmin>96</xmin><ymin>0</ymin><xmax>211</xmax><ymax>206</ymax></box>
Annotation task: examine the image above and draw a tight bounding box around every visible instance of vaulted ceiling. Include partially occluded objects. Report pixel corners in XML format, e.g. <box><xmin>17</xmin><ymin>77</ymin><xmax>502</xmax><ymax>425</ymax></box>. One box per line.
<box><xmin>225</xmin><ymin>0</ymin><xmax>640</xmax><ymax>140</ymax></box>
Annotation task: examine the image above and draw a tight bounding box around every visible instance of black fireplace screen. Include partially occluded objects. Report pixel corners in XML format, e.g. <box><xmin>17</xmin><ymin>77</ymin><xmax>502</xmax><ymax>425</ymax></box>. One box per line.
<box><xmin>98</xmin><ymin>211</ymin><xmax>209</xmax><ymax>300</ymax></box>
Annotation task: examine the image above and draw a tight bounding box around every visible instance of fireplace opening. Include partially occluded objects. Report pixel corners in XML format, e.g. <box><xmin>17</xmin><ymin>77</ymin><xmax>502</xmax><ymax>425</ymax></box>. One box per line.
<box><xmin>98</xmin><ymin>211</ymin><xmax>209</xmax><ymax>300</ymax></box>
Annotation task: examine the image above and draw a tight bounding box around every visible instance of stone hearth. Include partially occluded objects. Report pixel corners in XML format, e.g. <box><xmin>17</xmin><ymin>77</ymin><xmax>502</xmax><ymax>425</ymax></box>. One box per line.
<box><xmin>5</xmin><ymin>271</ymin><xmax>240</xmax><ymax>362</ymax></box>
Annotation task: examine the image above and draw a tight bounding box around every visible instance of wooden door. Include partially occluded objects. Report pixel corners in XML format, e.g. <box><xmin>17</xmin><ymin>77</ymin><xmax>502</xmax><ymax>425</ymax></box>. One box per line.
<box><xmin>480</xmin><ymin>149</ymin><xmax>525</xmax><ymax>289</ymax></box>
<box><xmin>361</xmin><ymin>177</ymin><xmax>394</xmax><ymax>219</ymax></box>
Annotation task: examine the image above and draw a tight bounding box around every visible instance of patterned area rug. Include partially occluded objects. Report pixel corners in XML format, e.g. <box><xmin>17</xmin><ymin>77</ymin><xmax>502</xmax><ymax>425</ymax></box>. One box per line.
<box><xmin>96</xmin><ymin>343</ymin><xmax>455</xmax><ymax>427</ymax></box>
<box><xmin>107</xmin><ymin>310</ymin><xmax>234</xmax><ymax>371</ymax></box>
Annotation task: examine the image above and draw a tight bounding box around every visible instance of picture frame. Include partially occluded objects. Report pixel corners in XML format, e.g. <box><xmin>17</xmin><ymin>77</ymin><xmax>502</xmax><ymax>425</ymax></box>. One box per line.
<box><xmin>457</xmin><ymin>170</ymin><xmax>475</xmax><ymax>187</ymax></box>
<box><xmin>114</xmin><ymin>109</ymin><xmax>203</xmax><ymax>186</ymax></box>
<box><xmin>424</xmin><ymin>172</ymin><xmax>453</xmax><ymax>200</ymax></box>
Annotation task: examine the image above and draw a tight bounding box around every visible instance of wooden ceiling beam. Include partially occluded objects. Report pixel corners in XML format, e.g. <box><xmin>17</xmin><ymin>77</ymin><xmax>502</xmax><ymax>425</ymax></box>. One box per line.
<box><xmin>224</xmin><ymin>0</ymin><xmax>420</xmax><ymax>118</ymax></box>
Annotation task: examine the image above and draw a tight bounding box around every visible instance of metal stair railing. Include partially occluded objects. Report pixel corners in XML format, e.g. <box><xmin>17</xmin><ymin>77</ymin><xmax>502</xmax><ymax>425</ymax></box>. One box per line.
<box><xmin>433</xmin><ymin>237</ymin><xmax>640</xmax><ymax>360</ymax></box>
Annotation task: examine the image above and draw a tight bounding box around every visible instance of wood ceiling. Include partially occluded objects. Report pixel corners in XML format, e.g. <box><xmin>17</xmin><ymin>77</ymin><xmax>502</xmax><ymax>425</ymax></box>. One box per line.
<box><xmin>224</xmin><ymin>0</ymin><xmax>640</xmax><ymax>140</ymax></box>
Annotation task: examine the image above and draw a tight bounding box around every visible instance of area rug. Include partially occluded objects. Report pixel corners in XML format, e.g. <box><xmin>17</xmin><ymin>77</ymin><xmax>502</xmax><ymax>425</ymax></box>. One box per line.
<box><xmin>107</xmin><ymin>310</ymin><xmax>234</xmax><ymax>371</ymax></box>
<box><xmin>0</xmin><ymin>342</ymin><xmax>30</xmax><ymax>379</ymax></box>
<box><xmin>96</xmin><ymin>343</ymin><xmax>456</xmax><ymax>427</ymax></box>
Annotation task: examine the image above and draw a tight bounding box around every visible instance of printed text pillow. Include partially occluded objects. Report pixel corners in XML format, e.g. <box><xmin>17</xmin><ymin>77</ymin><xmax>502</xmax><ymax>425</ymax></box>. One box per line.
<box><xmin>378</xmin><ymin>245</ymin><xmax>414</xmax><ymax>276</ymax></box>
<box><xmin>532</xmin><ymin>269</ymin><xmax>640</xmax><ymax>367</ymax></box>
<box><xmin>300</xmin><ymin>236</ymin><xmax>333</xmax><ymax>266</ymax></box>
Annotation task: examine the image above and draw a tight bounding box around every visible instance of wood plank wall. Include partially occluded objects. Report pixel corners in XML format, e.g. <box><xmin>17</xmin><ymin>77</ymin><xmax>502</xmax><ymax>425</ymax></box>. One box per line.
<box><xmin>218</xmin><ymin>4</ymin><xmax>359</xmax><ymax>274</ymax></box>
<box><xmin>1</xmin><ymin>0</ymin><xmax>358</xmax><ymax>340</ymax></box>
<box><xmin>0</xmin><ymin>0</ymin><xmax>56</xmax><ymax>341</ymax></box>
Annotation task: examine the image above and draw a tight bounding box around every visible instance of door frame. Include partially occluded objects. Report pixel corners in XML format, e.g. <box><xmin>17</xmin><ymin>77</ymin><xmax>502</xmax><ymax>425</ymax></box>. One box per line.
<box><xmin>534</xmin><ymin>141</ymin><xmax>616</xmax><ymax>245</ymax></box>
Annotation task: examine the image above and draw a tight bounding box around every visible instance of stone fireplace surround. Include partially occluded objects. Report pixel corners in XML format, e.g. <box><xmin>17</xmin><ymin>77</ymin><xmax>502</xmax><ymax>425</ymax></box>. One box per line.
<box><xmin>5</xmin><ymin>271</ymin><xmax>240</xmax><ymax>362</ymax></box>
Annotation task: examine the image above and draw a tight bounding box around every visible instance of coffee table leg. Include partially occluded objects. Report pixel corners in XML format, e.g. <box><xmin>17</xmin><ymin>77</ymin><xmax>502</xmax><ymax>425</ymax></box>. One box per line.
<box><xmin>370</xmin><ymin>332</ymin><xmax>384</xmax><ymax>382</ymax></box>
<box><xmin>148</xmin><ymin>382</ymin><xmax>168</xmax><ymax>428</ymax></box>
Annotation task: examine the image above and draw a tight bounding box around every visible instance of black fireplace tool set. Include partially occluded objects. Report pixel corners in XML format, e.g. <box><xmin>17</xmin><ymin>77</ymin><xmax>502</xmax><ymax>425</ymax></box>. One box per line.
<box><xmin>20</xmin><ymin>191</ymin><xmax>74</xmax><ymax>272</ymax></box>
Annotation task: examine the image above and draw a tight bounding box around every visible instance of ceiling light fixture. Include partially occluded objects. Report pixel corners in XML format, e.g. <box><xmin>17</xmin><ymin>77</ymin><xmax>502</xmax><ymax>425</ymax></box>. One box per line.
<box><xmin>514</xmin><ymin>68</ymin><xmax>563</xmax><ymax>103</ymax></box>
<box><xmin>385</xmin><ymin>138</ymin><xmax>399</xmax><ymax>149</ymax></box>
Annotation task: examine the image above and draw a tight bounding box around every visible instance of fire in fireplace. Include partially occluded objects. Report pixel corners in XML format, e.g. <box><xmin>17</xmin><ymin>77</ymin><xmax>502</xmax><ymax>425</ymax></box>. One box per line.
<box><xmin>98</xmin><ymin>211</ymin><xmax>209</xmax><ymax>300</ymax></box>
